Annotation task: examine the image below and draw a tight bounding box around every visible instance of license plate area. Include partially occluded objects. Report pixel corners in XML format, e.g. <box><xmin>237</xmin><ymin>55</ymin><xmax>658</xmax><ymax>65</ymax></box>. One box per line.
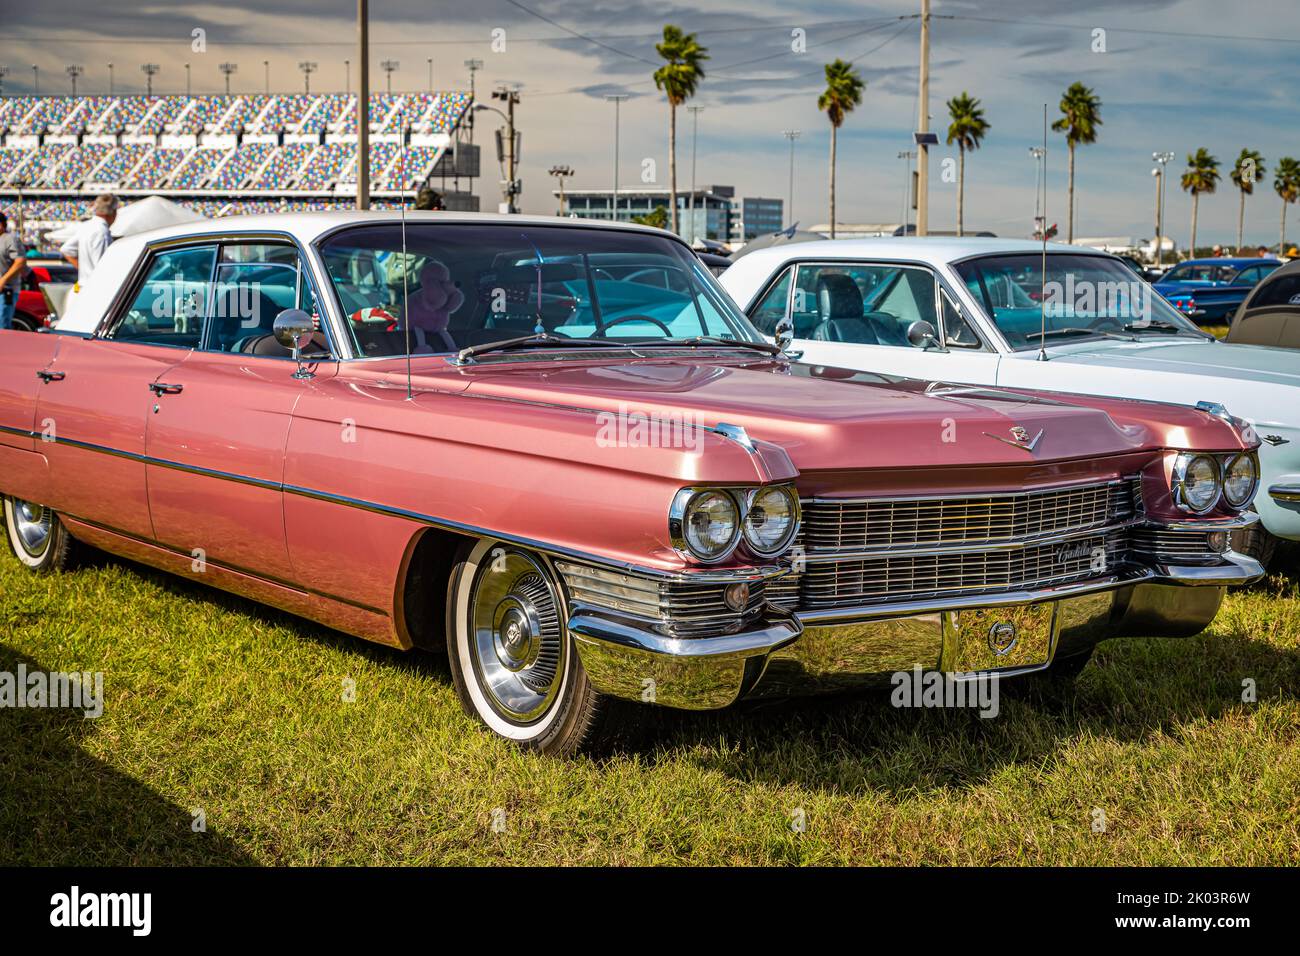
<box><xmin>942</xmin><ymin>602</ymin><xmax>1059</xmax><ymax>673</ymax></box>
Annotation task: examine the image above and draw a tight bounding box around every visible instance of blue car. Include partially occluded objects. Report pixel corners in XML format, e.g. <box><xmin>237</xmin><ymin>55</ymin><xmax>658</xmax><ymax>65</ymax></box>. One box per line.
<box><xmin>1155</xmin><ymin>256</ymin><xmax>1281</xmax><ymax>325</ymax></box>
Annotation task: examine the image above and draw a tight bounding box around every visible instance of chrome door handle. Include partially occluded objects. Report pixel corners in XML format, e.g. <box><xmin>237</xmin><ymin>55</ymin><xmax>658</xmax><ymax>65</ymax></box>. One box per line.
<box><xmin>36</xmin><ymin>370</ymin><xmax>65</xmax><ymax>383</ymax></box>
<box><xmin>149</xmin><ymin>382</ymin><xmax>184</xmax><ymax>396</ymax></box>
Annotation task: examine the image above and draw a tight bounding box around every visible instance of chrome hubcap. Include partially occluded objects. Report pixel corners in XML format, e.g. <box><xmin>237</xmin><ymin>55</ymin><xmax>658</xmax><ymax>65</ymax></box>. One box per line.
<box><xmin>12</xmin><ymin>499</ymin><xmax>52</xmax><ymax>558</ymax></box>
<box><xmin>470</xmin><ymin>550</ymin><xmax>565</xmax><ymax>723</ymax></box>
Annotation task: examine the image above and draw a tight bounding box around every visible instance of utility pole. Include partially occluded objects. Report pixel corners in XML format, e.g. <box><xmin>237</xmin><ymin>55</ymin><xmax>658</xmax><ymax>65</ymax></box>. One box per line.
<box><xmin>783</xmin><ymin>130</ymin><xmax>800</xmax><ymax>228</ymax></box>
<box><xmin>915</xmin><ymin>0</ymin><xmax>932</xmax><ymax>236</ymax></box>
<box><xmin>263</xmin><ymin>60</ymin><xmax>270</xmax><ymax>94</ymax></box>
<box><xmin>464</xmin><ymin>59</ymin><xmax>483</xmax><ymax>204</ymax></box>
<box><xmin>549</xmin><ymin>165</ymin><xmax>574</xmax><ymax>216</ymax></box>
<box><xmin>141</xmin><ymin>63</ymin><xmax>159</xmax><ymax>96</ymax></box>
<box><xmin>605</xmin><ymin>93</ymin><xmax>628</xmax><ymax>222</ymax></box>
<box><xmin>381</xmin><ymin>60</ymin><xmax>399</xmax><ymax>94</ymax></box>
<box><xmin>426</xmin><ymin>58</ymin><xmax>433</xmax><ymax>93</ymax></box>
<box><xmin>185</xmin><ymin>62</ymin><xmax>191</xmax><ymax>95</ymax></box>
<box><xmin>687</xmin><ymin>105</ymin><xmax>704</xmax><ymax>244</ymax></box>
<box><xmin>299</xmin><ymin>61</ymin><xmax>317</xmax><ymax>94</ymax></box>
<box><xmin>220</xmin><ymin>62</ymin><xmax>239</xmax><ymax>96</ymax></box>
<box><xmin>106</xmin><ymin>62</ymin><xmax>113</xmax><ymax>95</ymax></box>
<box><xmin>356</xmin><ymin>0</ymin><xmax>370</xmax><ymax>210</ymax></box>
<box><xmin>492</xmin><ymin>85</ymin><xmax>521</xmax><ymax>213</ymax></box>
<box><xmin>66</xmin><ymin>65</ymin><xmax>83</xmax><ymax>95</ymax></box>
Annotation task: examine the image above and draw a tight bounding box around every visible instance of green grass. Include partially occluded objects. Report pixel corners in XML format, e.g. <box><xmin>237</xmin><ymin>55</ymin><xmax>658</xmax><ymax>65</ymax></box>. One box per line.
<box><xmin>2</xmin><ymin>539</ymin><xmax>1298</xmax><ymax>866</ymax></box>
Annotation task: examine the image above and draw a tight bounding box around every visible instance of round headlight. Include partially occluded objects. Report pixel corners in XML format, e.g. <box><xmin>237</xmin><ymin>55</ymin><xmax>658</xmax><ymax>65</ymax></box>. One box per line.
<box><xmin>1176</xmin><ymin>454</ymin><xmax>1221</xmax><ymax>513</ymax></box>
<box><xmin>678</xmin><ymin>490</ymin><xmax>740</xmax><ymax>561</ymax></box>
<box><xmin>743</xmin><ymin>485</ymin><xmax>799</xmax><ymax>557</ymax></box>
<box><xmin>1222</xmin><ymin>453</ymin><xmax>1258</xmax><ymax>508</ymax></box>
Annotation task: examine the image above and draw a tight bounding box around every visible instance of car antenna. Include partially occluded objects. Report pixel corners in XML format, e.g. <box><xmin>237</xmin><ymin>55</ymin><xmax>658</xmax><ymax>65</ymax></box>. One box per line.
<box><xmin>400</xmin><ymin>118</ymin><xmax>413</xmax><ymax>399</ymax></box>
<box><xmin>1037</xmin><ymin>103</ymin><xmax>1049</xmax><ymax>363</ymax></box>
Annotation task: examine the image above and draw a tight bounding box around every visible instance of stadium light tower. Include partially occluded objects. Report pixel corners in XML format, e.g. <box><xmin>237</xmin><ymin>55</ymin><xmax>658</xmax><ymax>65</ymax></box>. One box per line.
<box><xmin>106</xmin><ymin>62</ymin><xmax>114</xmax><ymax>95</ymax></box>
<box><xmin>219</xmin><ymin>62</ymin><xmax>238</xmax><ymax>95</ymax></box>
<box><xmin>299</xmin><ymin>61</ymin><xmax>318</xmax><ymax>94</ymax></box>
<box><xmin>381</xmin><ymin>59</ymin><xmax>399</xmax><ymax>94</ymax></box>
<box><xmin>1153</xmin><ymin>150</ymin><xmax>1175</xmax><ymax>267</ymax></box>
<box><xmin>426</xmin><ymin>57</ymin><xmax>433</xmax><ymax>92</ymax></box>
<box><xmin>32</xmin><ymin>65</ymin><xmax>39</xmax><ymax>96</ymax></box>
<box><xmin>782</xmin><ymin>130</ymin><xmax>800</xmax><ymax>228</ymax></box>
<box><xmin>549</xmin><ymin>165</ymin><xmax>574</xmax><ymax>216</ymax></box>
<box><xmin>141</xmin><ymin>63</ymin><xmax>159</xmax><ymax>96</ymax></box>
<box><xmin>66</xmin><ymin>65</ymin><xmax>84</xmax><ymax>95</ymax></box>
<box><xmin>263</xmin><ymin>60</ymin><xmax>269</xmax><ymax>94</ymax></box>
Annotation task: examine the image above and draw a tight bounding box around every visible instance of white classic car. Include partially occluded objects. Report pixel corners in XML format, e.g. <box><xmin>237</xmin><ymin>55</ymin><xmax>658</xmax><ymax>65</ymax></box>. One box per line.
<box><xmin>720</xmin><ymin>238</ymin><xmax>1300</xmax><ymax>562</ymax></box>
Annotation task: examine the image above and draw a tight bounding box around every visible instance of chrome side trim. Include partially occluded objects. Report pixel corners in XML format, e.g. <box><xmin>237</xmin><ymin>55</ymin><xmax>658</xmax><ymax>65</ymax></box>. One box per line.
<box><xmin>1269</xmin><ymin>483</ymin><xmax>1300</xmax><ymax>504</ymax></box>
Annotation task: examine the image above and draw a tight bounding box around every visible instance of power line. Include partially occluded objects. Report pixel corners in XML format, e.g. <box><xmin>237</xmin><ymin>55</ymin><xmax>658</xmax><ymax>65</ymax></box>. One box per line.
<box><xmin>499</xmin><ymin>0</ymin><xmax>660</xmax><ymax>66</ymax></box>
<box><xmin>936</xmin><ymin>13</ymin><xmax>1300</xmax><ymax>46</ymax></box>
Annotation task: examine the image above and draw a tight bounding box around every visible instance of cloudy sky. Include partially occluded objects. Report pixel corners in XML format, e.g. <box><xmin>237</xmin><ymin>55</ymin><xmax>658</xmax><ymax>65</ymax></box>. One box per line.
<box><xmin>5</xmin><ymin>0</ymin><xmax>1298</xmax><ymax>245</ymax></box>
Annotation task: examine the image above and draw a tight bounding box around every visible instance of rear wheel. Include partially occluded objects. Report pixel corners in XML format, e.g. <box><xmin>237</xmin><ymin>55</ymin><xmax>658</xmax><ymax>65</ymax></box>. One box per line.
<box><xmin>1231</xmin><ymin>522</ymin><xmax>1278</xmax><ymax>570</ymax></box>
<box><xmin>3</xmin><ymin>496</ymin><xmax>77</xmax><ymax>572</ymax></box>
<box><xmin>446</xmin><ymin>540</ymin><xmax>608</xmax><ymax>755</ymax></box>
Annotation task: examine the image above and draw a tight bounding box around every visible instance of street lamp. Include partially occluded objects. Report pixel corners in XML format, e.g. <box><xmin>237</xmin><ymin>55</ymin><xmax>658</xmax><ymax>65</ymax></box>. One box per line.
<box><xmin>0</xmin><ymin>67</ymin><xmax>8</xmax><ymax>98</ymax></box>
<box><xmin>1152</xmin><ymin>151</ymin><xmax>1174</xmax><ymax>267</ymax></box>
<box><xmin>1030</xmin><ymin>146</ymin><xmax>1047</xmax><ymax>238</ymax></box>
<box><xmin>185</xmin><ymin>62</ymin><xmax>191</xmax><ymax>95</ymax></box>
<box><xmin>426</xmin><ymin>57</ymin><xmax>433</xmax><ymax>93</ymax></box>
<box><xmin>106</xmin><ymin>62</ymin><xmax>113</xmax><ymax>95</ymax></box>
<box><xmin>897</xmin><ymin>150</ymin><xmax>916</xmax><ymax>234</ymax></box>
<box><xmin>687</xmin><ymin>105</ymin><xmax>704</xmax><ymax>244</ymax></box>
<box><xmin>782</xmin><ymin>130</ymin><xmax>801</xmax><ymax>229</ymax></box>
<box><xmin>605</xmin><ymin>93</ymin><xmax>628</xmax><ymax>223</ymax></box>
<box><xmin>141</xmin><ymin>63</ymin><xmax>159</xmax><ymax>96</ymax></box>
<box><xmin>66</xmin><ymin>65</ymin><xmax>83</xmax><ymax>95</ymax></box>
<box><xmin>380</xmin><ymin>59</ymin><xmax>399</xmax><ymax>94</ymax></box>
<box><xmin>219</xmin><ymin>62</ymin><xmax>237</xmax><ymax>95</ymax></box>
<box><xmin>263</xmin><ymin>60</ymin><xmax>269</xmax><ymax>94</ymax></box>
<box><xmin>31</xmin><ymin>65</ymin><xmax>39</xmax><ymax>96</ymax></box>
<box><xmin>298</xmin><ymin>61</ymin><xmax>317</xmax><ymax>94</ymax></box>
<box><xmin>344</xmin><ymin>59</ymin><xmax>350</xmax><ymax>94</ymax></box>
<box><xmin>549</xmin><ymin>165</ymin><xmax>574</xmax><ymax>216</ymax></box>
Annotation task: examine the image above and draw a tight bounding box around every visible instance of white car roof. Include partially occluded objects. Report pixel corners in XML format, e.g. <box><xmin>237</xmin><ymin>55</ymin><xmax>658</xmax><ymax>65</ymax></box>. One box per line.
<box><xmin>721</xmin><ymin>237</ymin><xmax>1109</xmax><ymax>309</ymax></box>
<box><xmin>55</xmin><ymin>211</ymin><xmax>680</xmax><ymax>334</ymax></box>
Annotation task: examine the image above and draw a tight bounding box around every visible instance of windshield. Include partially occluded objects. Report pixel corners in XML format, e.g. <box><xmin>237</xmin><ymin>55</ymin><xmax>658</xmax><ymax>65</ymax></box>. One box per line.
<box><xmin>316</xmin><ymin>222</ymin><xmax>761</xmax><ymax>358</ymax></box>
<box><xmin>954</xmin><ymin>253</ymin><xmax>1204</xmax><ymax>350</ymax></box>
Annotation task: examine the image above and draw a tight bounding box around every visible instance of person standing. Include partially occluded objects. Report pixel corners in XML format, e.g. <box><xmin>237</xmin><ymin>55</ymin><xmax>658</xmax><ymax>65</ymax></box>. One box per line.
<box><xmin>0</xmin><ymin>211</ymin><xmax>28</xmax><ymax>331</ymax></box>
<box><xmin>59</xmin><ymin>193</ymin><xmax>119</xmax><ymax>287</ymax></box>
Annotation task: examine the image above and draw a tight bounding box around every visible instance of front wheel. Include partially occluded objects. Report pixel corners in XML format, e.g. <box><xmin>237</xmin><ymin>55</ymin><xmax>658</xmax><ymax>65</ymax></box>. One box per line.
<box><xmin>3</xmin><ymin>496</ymin><xmax>77</xmax><ymax>572</ymax></box>
<box><xmin>446</xmin><ymin>540</ymin><xmax>608</xmax><ymax>755</ymax></box>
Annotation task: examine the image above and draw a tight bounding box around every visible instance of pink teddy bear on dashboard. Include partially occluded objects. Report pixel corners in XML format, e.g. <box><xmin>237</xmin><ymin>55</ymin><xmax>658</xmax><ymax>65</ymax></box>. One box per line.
<box><xmin>406</xmin><ymin>260</ymin><xmax>464</xmax><ymax>351</ymax></box>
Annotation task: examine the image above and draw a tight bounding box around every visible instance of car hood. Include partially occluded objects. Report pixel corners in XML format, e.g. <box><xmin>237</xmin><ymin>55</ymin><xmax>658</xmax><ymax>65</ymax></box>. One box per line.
<box><xmin>1038</xmin><ymin>338</ymin><xmax>1300</xmax><ymax>387</ymax></box>
<box><xmin>451</xmin><ymin>355</ymin><xmax>1176</xmax><ymax>473</ymax></box>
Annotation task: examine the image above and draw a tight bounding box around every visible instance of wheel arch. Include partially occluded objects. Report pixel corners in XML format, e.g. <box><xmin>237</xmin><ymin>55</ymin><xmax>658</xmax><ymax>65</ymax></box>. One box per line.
<box><xmin>393</xmin><ymin>525</ymin><xmax>480</xmax><ymax>651</ymax></box>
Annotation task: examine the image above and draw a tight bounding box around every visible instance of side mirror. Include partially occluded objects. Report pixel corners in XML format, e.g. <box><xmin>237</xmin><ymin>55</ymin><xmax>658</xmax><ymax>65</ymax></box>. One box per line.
<box><xmin>273</xmin><ymin>309</ymin><xmax>316</xmax><ymax>380</ymax></box>
<box><xmin>906</xmin><ymin>319</ymin><xmax>940</xmax><ymax>349</ymax></box>
<box><xmin>774</xmin><ymin>315</ymin><xmax>795</xmax><ymax>352</ymax></box>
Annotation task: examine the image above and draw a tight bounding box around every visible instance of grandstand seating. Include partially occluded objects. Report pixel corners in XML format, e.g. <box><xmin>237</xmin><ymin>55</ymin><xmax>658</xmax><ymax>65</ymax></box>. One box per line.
<box><xmin>88</xmin><ymin>142</ymin><xmax>152</xmax><ymax>184</ymax></box>
<box><xmin>206</xmin><ymin>142</ymin><xmax>276</xmax><ymax>191</ymax></box>
<box><xmin>169</xmin><ymin>147</ymin><xmax>232</xmax><ymax>190</ymax></box>
<box><xmin>42</xmin><ymin>142</ymin><xmax>113</xmax><ymax>189</ymax></box>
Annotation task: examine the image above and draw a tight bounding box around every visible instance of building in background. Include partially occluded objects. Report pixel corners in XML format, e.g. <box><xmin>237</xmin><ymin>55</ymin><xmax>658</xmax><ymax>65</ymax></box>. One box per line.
<box><xmin>556</xmin><ymin>184</ymin><xmax>781</xmax><ymax>248</ymax></box>
<box><xmin>735</xmin><ymin>197</ymin><xmax>784</xmax><ymax>242</ymax></box>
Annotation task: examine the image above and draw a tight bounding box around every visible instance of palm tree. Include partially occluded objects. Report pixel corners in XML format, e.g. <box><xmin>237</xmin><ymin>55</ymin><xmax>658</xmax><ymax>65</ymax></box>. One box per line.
<box><xmin>818</xmin><ymin>59</ymin><xmax>865</xmax><ymax>239</ymax></box>
<box><xmin>1050</xmin><ymin>82</ymin><xmax>1102</xmax><ymax>243</ymax></box>
<box><xmin>1276</xmin><ymin>157</ymin><xmax>1300</xmax><ymax>252</ymax></box>
<box><xmin>1231</xmin><ymin>148</ymin><xmax>1265</xmax><ymax>254</ymax></box>
<box><xmin>945</xmin><ymin>92</ymin><xmax>989</xmax><ymax>237</ymax></box>
<box><xmin>653</xmin><ymin>25</ymin><xmax>708</xmax><ymax>235</ymax></box>
<box><xmin>1181</xmin><ymin>148</ymin><xmax>1220</xmax><ymax>259</ymax></box>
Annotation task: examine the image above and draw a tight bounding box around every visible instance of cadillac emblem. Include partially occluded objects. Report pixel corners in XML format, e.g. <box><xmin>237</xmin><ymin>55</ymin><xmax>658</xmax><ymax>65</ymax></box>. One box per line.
<box><xmin>984</xmin><ymin>425</ymin><xmax>1044</xmax><ymax>451</ymax></box>
<box><xmin>987</xmin><ymin>621</ymin><xmax>1018</xmax><ymax>656</ymax></box>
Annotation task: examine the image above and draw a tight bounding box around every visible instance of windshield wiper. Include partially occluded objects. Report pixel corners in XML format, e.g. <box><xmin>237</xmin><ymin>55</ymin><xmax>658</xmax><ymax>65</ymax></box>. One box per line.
<box><xmin>1024</xmin><ymin>327</ymin><xmax>1137</xmax><ymax>343</ymax></box>
<box><xmin>455</xmin><ymin>333</ymin><xmax>640</xmax><ymax>364</ymax></box>
<box><xmin>657</xmin><ymin>335</ymin><xmax>784</xmax><ymax>355</ymax></box>
<box><xmin>1122</xmin><ymin>320</ymin><xmax>1212</xmax><ymax>339</ymax></box>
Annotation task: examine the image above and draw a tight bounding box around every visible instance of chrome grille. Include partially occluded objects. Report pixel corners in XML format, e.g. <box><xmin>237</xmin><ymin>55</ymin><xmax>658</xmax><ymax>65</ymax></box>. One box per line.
<box><xmin>557</xmin><ymin>562</ymin><xmax>767</xmax><ymax>636</ymax></box>
<box><xmin>801</xmin><ymin>479</ymin><xmax>1138</xmax><ymax>552</ymax></box>
<box><xmin>1130</xmin><ymin>528</ymin><xmax>1226</xmax><ymax>559</ymax></box>
<box><xmin>771</xmin><ymin>479</ymin><xmax>1140</xmax><ymax>612</ymax></box>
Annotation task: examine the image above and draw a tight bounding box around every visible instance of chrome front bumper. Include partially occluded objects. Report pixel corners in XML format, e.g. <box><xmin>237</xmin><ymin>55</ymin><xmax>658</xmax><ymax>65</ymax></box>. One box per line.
<box><xmin>569</xmin><ymin>552</ymin><xmax>1263</xmax><ymax>711</ymax></box>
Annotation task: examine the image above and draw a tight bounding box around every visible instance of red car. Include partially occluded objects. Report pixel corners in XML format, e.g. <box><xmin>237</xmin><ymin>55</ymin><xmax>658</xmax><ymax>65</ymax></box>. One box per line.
<box><xmin>10</xmin><ymin>258</ymin><xmax>77</xmax><ymax>331</ymax></box>
<box><xmin>0</xmin><ymin>213</ymin><xmax>1264</xmax><ymax>754</ymax></box>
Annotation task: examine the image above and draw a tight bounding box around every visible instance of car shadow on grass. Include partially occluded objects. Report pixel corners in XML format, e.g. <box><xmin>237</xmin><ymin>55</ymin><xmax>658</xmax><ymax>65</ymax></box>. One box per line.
<box><xmin>0</xmin><ymin>644</ymin><xmax>258</xmax><ymax>865</ymax></box>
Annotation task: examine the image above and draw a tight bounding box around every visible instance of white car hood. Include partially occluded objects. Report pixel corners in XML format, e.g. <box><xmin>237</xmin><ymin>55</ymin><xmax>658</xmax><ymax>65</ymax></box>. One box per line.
<box><xmin>1028</xmin><ymin>339</ymin><xmax>1300</xmax><ymax>389</ymax></box>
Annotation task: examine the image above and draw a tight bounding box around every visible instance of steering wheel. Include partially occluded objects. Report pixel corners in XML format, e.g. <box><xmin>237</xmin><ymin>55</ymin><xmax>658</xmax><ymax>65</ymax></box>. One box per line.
<box><xmin>595</xmin><ymin>314</ymin><xmax>673</xmax><ymax>337</ymax></box>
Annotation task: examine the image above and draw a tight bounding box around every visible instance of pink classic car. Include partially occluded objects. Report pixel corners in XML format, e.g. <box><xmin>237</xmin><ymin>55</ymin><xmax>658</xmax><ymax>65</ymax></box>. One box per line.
<box><xmin>0</xmin><ymin>213</ymin><xmax>1263</xmax><ymax>754</ymax></box>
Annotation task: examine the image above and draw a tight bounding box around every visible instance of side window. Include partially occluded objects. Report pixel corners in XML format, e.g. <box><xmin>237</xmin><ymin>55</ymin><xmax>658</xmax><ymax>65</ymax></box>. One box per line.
<box><xmin>111</xmin><ymin>245</ymin><xmax>216</xmax><ymax>347</ymax></box>
<box><xmin>1233</xmin><ymin>267</ymin><xmax>1259</xmax><ymax>286</ymax></box>
<box><xmin>204</xmin><ymin>242</ymin><xmax>328</xmax><ymax>356</ymax></box>
<box><xmin>748</xmin><ymin>266</ymin><xmax>792</xmax><ymax>336</ymax></box>
<box><xmin>794</xmin><ymin>262</ymin><xmax>942</xmax><ymax>348</ymax></box>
